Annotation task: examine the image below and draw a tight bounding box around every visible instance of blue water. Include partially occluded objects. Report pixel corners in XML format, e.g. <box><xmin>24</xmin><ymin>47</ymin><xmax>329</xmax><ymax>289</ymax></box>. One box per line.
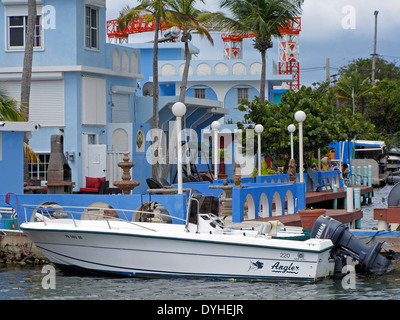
<box><xmin>1</xmin><ymin>265</ymin><xmax>400</xmax><ymax>300</ymax></box>
<box><xmin>1</xmin><ymin>184</ymin><xmax>399</xmax><ymax>300</ymax></box>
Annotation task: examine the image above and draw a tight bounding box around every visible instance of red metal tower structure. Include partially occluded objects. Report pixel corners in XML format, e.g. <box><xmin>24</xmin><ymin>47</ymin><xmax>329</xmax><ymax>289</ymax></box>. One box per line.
<box><xmin>107</xmin><ymin>16</ymin><xmax>301</xmax><ymax>89</ymax></box>
<box><xmin>221</xmin><ymin>33</ymin><xmax>254</xmax><ymax>60</ymax></box>
<box><xmin>107</xmin><ymin>15</ymin><xmax>172</xmax><ymax>43</ymax></box>
<box><xmin>277</xmin><ymin>17</ymin><xmax>301</xmax><ymax>91</ymax></box>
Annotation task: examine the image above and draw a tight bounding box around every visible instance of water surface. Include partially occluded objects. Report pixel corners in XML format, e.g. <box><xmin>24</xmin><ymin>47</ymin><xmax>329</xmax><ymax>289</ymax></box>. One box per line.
<box><xmin>0</xmin><ymin>184</ymin><xmax>399</xmax><ymax>300</ymax></box>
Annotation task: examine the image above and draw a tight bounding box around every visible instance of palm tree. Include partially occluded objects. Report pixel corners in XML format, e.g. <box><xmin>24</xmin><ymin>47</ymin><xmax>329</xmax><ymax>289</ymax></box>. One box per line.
<box><xmin>20</xmin><ymin>0</ymin><xmax>37</xmax><ymax>120</ymax></box>
<box><xmin>219</xmin><ymin>0</ymin><xmax>303</xmax><ymax>102</ymax></box>
<box><xmin>334</xmin><ymin>72</ymin><xmax>372</xmax><ymax>114</ymax></box>
<box><xmin>119</xmin><ymin>1</ymin><xmax>169</xmax><ymax>132</ymax></box>
<box><xmin>20</xmin><ymin>0</ymin><xmax>37</xmax><ymax>184</ymax></box>
<box><xmin>167</xmin><ymin>0</ymin><xmax>215</xmax><ymax>102</ymax></box>
<box><xmin>119</xmin><ymin>1</ymin><xmax>170</xmax><ymax>179</ymax></box>
<box><xmin>158</xmin><ymin>0</ymin><xmax>220</xmax><ymax>179</ymax></box>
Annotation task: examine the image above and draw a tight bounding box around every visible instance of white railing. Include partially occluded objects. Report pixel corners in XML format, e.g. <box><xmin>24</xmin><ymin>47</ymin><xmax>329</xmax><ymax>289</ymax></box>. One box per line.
<box><xmin>21</xmin><ymin>204</ymin><xmax>186</xmax><ymax>232</ymax></box>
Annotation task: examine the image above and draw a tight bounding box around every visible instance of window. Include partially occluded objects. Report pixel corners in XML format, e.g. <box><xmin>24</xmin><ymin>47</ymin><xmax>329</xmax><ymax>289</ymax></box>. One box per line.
<box><xmin>237</xmin><ymin>88</ymin><xmax>249</xmax><ymax>104</ymax></box>
<box><xmin>85</xmin><ymin>6</ymin><xmax>99</xmax><ymax>49</ymax></box>
<box><xmin>29</xmin><ymin>153</ymin><xmax>50</xmax><ymax>181</ymax></box>
<box><xmin>194</xmin><ymin>88</ymin><xmax>206</xmax><ymax>99</ymax></box>
<box><xmin>8</xmin><ymin>15</ymin><xmax>42</xmax><ymax>50</ymax></box>
<box><xmin>81</xmin><ymin>76</ymin><xmax>106</xmax><ymax>125</ymax></box>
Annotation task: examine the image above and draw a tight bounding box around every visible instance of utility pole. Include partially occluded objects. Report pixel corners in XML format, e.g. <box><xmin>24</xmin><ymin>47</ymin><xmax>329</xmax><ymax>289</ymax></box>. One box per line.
<box><xmin>326</xmin><ymin>58</ymin><xmax>330</xmax><ymax>83</ymax></box>
<box><xmin>371</xmin><ymin>10</ymin><xmax>379</xmax><ymax>84</ymax></box>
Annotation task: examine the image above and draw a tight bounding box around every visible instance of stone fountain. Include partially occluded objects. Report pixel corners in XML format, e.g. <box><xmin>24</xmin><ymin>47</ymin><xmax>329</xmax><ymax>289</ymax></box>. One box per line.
<box><xmin>113</xmin><ymin>153</ymin><xmax>140</xmax><ymax>195</ymax></box>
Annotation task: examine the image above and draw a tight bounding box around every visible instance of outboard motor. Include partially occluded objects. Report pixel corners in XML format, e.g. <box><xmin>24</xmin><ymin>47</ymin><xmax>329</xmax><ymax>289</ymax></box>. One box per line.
<box><xmin>311</xmin><ymin>215</ymin><xmax>398</xmax><ymax>276</ymax></box>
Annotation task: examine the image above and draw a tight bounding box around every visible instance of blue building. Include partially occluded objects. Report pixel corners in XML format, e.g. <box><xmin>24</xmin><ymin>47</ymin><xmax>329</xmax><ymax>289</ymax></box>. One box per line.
<box><xmin>0</xmin><ymin>0</ymin><xmax>292</xmax><ymax>192</ymax></box>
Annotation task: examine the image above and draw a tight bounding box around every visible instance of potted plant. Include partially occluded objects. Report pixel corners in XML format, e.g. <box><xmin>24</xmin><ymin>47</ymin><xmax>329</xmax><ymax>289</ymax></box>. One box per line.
<box><xmin>298</xmin><ymin>207</ymin><xmax>326</xmax><ymax>230</ymax></box>
<box><xmin>252</xmin><ymin>161</ymin><xmax>276</xmax><ymax>177</ymax></box>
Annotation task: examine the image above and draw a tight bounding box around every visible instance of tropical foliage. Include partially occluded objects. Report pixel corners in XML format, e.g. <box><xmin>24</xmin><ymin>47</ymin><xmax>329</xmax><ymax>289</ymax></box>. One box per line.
<box><xmin>237</xmin><ymin>83</ymin><xmax>379</xmax><ymax>168</ymax></box>
<box><xmin>367</xmin><ymin>79</ymin><xmax>400</xmax><ymax>138</ymax></box>
<box><xmin>334</xmin><ymin>72</ymin><xmax>372</xmax><ymax>114</ymax></box>
<box><xmin>338</xmin><ymin>57</ymin><xmax>400</xmax><ymax>81</ymax></box>
<box><xmin>0</xmin><ymin>86</ymin><xmax>26</xmax><ymax>121</ymax></box>
<box><xmin>334</xmin><ymin>58</ymin><xmax>400</xmax><ymax>142</ymax></box>
<box><xmin>219</xmin><ymin>0</ymin><xmax>303</xmax><ymax>102</ymax></box>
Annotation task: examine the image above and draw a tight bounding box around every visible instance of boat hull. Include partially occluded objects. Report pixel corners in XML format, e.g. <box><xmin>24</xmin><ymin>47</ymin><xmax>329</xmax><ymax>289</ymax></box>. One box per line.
<box><xmin>21</xmin><ymin>221</ymin><xmax>334</xmax><ymax>282</ymax></box>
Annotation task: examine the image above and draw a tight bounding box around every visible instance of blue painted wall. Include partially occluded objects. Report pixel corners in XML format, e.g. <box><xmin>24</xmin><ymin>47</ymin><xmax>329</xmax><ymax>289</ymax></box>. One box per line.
<box><xmin>0</xmin><ymin>193</ymin><xmax>188</xmax><ymax>225</ymax></box>
<box><xmin>224</xmin><ymin>85</ymin><xmax>259</xmax><ymax>124</ymax></box>
<box><xmin>185</xmin><ymin>85</ymin><xmax>218</xmax><ymax>101</ymax></box>
<box><xmin>0</xmin><ymin>132</ymin><xmax>24</xmax><ymax>194</ymax></box>
<box><xmin>0</xmin><ymin>0</ymin><xmax>80</xmax><ymax>67</ymax></box>
<box><xmin>131</xmin><ymin>123</ymin><xmax>152</xmax><ymax>194</ymax></box>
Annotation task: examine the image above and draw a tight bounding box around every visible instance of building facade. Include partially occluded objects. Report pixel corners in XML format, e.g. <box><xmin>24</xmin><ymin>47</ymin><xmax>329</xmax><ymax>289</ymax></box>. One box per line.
<box><xmin>0</xmin><ymin>0</ymin><xmax>292</xmax><ymax>191</ymax></box>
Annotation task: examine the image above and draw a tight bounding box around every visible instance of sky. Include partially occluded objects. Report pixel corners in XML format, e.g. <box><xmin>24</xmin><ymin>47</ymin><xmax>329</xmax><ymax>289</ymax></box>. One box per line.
<box><xmin>105</xmin><ymin>0</ymin><xmax>400</xmax><ymax>86</ymax></box>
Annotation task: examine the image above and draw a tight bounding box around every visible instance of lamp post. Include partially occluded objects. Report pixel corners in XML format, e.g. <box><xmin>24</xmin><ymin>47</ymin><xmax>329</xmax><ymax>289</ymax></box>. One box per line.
<box><xmin>255</xmin><ymin>124</ymin><xmax>264</xmax><ymax>176</ymax></box>
<box><xmin>211</xmin><ymin>121</ymin><xmax>221</xmax><ymax>180</ymax></box>
<box><xmin>172</xmin><ymin>102</ymin><xmax>187</xmax><ymax>194</ymax></box>
<box><xmin>294</xmin><ymin>111</ymin><xmax>306</xmax><ymax>183</ymax></box>
<box><xmin>287</xmin><ymin>124</ymin><xmax>296</xmax><ymax>159</ymax></box>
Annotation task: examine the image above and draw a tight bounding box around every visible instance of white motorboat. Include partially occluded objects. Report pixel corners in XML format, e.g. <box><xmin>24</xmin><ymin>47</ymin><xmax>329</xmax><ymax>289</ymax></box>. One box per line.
<box><xmin>19</xmin><ymin>203</ymin><xmax>335</xmax><ymax>282</ymax></box>
<box><xmin>19</xmin><ymin>198</ymin><xmax>397</xmax><ymax>282</ymax></box>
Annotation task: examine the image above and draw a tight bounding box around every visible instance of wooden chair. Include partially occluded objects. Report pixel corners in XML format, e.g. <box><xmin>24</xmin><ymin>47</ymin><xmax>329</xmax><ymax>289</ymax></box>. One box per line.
<box><xmin>306</xmin><ymin>168</ymin><xmax>332</xmax><ymax>192</ymax></box>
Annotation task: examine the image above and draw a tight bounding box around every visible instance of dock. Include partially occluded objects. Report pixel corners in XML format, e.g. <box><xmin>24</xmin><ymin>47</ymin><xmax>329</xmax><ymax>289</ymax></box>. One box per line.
<box><xmin>305</xmin><ymin>185</ymin><xmax>373</xmax><ymax>206</ymax></box>
<box><xmin>246</xmin><ymin>209</ymin><xmax>363</xmax><ymax>228</ymax></box>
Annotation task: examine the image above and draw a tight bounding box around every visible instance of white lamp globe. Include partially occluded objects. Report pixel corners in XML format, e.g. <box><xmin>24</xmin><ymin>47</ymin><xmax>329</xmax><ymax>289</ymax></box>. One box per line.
<box><xmin>172</xmin><ymin>102</ymin><xmax>186</xmax><ymax>117</ymax></box>
<box><xmin>255</xmin><ymin>124</ymin><xmax>264</xmax><ymax>134</ymax></box>
<box><xmin>211</xmin><ymin>121</ymin><xmax>221</xmax><ymax>131</ymax></box>
<box><xmin>287</xmin><ymin>124</ymin><xmax>296</xmax><ymax>133</ymax></box>
<box><xmin>294</xmin><ymin>110</ymin><xmax>306</xmax><ymax>123</ymax></box>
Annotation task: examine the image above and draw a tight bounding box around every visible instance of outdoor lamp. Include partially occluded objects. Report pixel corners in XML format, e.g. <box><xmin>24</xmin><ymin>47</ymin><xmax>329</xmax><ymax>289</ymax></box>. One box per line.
<box><xmin>295</xmin><ymin>111</ymin><xmax>306</xmax><ymax>183</ymax></box>
<box><xmin>172</xmin><ymin>102</ymin><xmax>187</xmax><ymax>194</ymax></box>
<box><xmin>211</xmin><ymin>121</ymin><xmax>221</xmax><ymax>180</ymax></box>
<box><xmin>255</xmin><ymin>124</ymin><xmax>264</xmax><ymax>176</ymax></box>
<box><xmin>287</xmin><ymin>124</ymin><xmax>296</xmax><ymax>159</ymax></box>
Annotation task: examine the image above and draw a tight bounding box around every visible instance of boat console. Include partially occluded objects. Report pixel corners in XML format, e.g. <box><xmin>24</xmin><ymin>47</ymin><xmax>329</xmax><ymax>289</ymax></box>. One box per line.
<box><xmin>196</xmin><ymin>213</ymin><xmax>230</xmax><ymax>234</ymax></box>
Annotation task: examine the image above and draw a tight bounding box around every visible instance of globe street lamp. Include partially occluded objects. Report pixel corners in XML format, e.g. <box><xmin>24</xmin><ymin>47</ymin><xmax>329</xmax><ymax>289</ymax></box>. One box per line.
<box><xmin>172</xmin><ymin>102</ymin><xmax>187</xmax><ymax>194</ymax></box>
<box><xmin>287</xmin><ymin>124</ymin><xmax>296</xmax><ymax>160</ymax></box>
<box><xmin>294</xmin><ymin>111</ymin><xmax>306</xmax><ymax>183</ymax></box>
<box><xmin>211</xmin><ymin>121</ymin><xmax>221</xmax><ymax>180</ymax></box>
<box><xmin>255</xmin><ymin>124</ymin><xmax>264</xmax><ymax>177</ymax></box>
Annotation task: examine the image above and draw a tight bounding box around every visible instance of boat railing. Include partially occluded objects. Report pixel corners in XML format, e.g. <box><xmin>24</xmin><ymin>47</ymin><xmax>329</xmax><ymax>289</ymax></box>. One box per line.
<box><xmin>20</xmin><ymin>204</ymin><xmax>186</xmax><ymax>232</ymax></box>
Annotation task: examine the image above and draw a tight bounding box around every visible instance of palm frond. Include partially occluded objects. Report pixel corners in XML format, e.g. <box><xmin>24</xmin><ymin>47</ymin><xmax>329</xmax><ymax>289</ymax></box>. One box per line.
<box><xmin>24</xmin><ymin>142</ymin><xmax>40</xmax><ymax>164</ymax></box>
